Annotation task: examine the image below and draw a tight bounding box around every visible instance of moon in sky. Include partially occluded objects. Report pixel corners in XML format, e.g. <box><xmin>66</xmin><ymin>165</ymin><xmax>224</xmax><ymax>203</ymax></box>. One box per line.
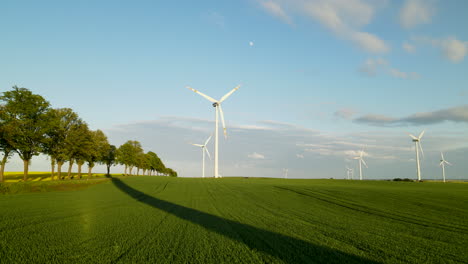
<box><xmin>249</xmin><ymin>41</ymin><xmax>254</xmax><ymax>46</ymax></box>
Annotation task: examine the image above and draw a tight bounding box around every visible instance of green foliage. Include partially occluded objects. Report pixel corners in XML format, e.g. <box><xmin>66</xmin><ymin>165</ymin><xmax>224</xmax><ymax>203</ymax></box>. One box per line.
<box><xmin>102</xmin><ymin>145</ymin><xmax>117</xmax><ymax>176</ymax></box>
<box><xmin>0</xmin><ymin>86</ymin><xmax>51</xmax><ymax>179</ymax></box>
<box><xmin>116</xmin><ymin>140</ymin><xmax>143</xmax><ymax>175</ymax></box>
<box><xmin>0</xmin><ymin>178</ymin><xmax>467</xmax><ymax>263</ymax></box>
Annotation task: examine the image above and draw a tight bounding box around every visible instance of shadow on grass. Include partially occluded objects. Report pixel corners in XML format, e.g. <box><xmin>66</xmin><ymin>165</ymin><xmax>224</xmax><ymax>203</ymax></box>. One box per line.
<box><xmin>111</xmin><ymin>178</ymin><xmax>378</xmax><ymax>263</ymax></box>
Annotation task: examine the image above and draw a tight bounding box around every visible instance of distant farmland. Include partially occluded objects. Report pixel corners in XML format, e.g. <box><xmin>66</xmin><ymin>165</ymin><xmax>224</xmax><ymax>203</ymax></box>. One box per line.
<box><xmin>1</xmin><ymin>177</ymin><xmax>467</xmax><ymax>263</ymax></box>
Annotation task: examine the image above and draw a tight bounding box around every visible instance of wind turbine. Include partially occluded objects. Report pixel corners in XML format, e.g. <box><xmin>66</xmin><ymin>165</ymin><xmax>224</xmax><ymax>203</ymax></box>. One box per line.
<box><xmin>439</xmin><ymin>152</ymin><xmax>452</xmax><ymax>183</ymax></box>
<box><xmin>346</xmin><ymin>166</ymin><xmax>354</xmax><ymax>180</ymax></box>
<box><xmin>353</xmin><ymin>150</ymin><xmax>367</xmax><ymax>180</ymax></box>
<box><xmin>283</xmin><ymin>168</ymin><xmax>288</xmax><ymax>179</ymax></box>
<box><xmin>191</xmin><ymin>135</ymin><xmax>212</xmax><ymax>178</ymax></box>
<box><xmin>187</xmin><ymin>85</ymin><xmax>240</xmax><ymax>178</ymax></box>
<box><xmin>408</xmin><ymin>130</ymin><xmax>425</xmax><ymax>181</ymax></box>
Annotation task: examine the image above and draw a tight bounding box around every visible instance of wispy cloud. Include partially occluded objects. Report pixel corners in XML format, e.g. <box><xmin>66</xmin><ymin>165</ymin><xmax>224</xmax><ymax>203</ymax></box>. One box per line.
<box><xmin>248</xmin><ymin>152</ymin><xmax>265</xmax><ymax>159</ymax></box>
<box><xmin>402</xmin><ymin>42</ymin><xmax>416</xmax><ymax>53</ymax></box>
<box><xmin>413</xmin><ymin>36</ymin><xmax>468</xmax><ymax>63</ymax></box>
<box><xmin>359</xmin><ymin>57</ymin><xmax>419</xmax><ymax>79</ymax></box>
<box><xmin>258</xmin><ymin>0</ymin><xmax>389</xmax><ymax>54</ymax></box>
<box><xmin>334</xmin><ymin>108</ymin><xmax>357</xmax><ymax>120</ymax></box>
<box><xmin>399</xmin><ymin>0</ymin><xmax>436</xmax><ymax>29</ymax></box>
<box><xmin>259</xmin><ymin>0</ymin><xmax>293</xmax><ymax>24</ymax></box>
<box><xmin>354</xmin><ymin>105</ymin><xmax>468</xmax><ymax>126</ymax></box>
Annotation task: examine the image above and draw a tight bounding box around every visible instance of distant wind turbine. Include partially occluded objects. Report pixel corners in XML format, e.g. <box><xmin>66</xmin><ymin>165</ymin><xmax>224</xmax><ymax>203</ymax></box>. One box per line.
<box><xmin>283</xmin><ymin>168</ymin><xmax>288</xmax><ymax>179</ymax></box>
<box><xmin>187</xmin><ymin>85</ymin><xmax>240</xmax><ymax>178</ymax></box>
<box><xmin>346</xmin><ymin>166</ymin><xmax>354</xmax><ymax>180</ymax></box>
<box><xmin>408</xmin><ymin>130</ymin><xmax>425</xmax><ymax>181</ymax></box>
<box><xmin>353</xmin><ymin>150</ymin><xmax>367</xmax><ymax>180</ymax></box>
<box><xmin>439</xmin><ymin>152</ymin><xmax>452</xmax><ymax>183</ymax></box>
<box><xmin>191</xmin><ymin>135</ymin><xmax>212</xmax><ymax>178</ymax></box>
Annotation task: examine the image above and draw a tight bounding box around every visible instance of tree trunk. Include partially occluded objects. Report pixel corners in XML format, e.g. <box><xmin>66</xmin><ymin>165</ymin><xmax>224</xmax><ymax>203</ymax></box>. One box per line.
<box><xmin>87</xmin><ymin>166</ymin><xmax>93</xmax><ymax>180</ymax></box>
<box><xmin>77</xmin><ymin>163</ymin><xmax>82</xmax><ymax>179</ymax></box>
<box><xmin>68</xmin><ymin>160</ymin><xmax>74</xmax><ymax>179</ymax></box>
<box><xmin>23</xmin><ymin>159</ymin><xmax>29</xmax><ymax>181</ymax></box>
<box><xmin>124</xmin><ymin>165</ymin><xmax>127</xmax><ymax>176</ymax></box>
<box><xmin>57</xmin><ymin>162</ymin><xmax>63</xmax><ymax>180</ymax></box>
<box><xmin>129</xmin><ymin>167</ymin><xmax>133</xmax><ymax>176</ymax></box>
<box><xmin>0</xmin><ymin>154</ymin><xmax>8</xmax><ymax>183</ymax></box>
<box><xmin>137</xmin><ymin>168</ymin><xmax>140</xmax><ymax>176</ymax></box>
<box><xmin>143</xmin><ymin>169</ymin><xmax>146</xmax><ymax>176</ymax></box>
<box><xmin>51</xmin><ymin>158</ymin><xmax>56</xmax><ymax>180</ymax></box>
<box><xmin>106</xmin><ymin>164</ymin><xmax>111</xmax><ymax>176</ymax></box>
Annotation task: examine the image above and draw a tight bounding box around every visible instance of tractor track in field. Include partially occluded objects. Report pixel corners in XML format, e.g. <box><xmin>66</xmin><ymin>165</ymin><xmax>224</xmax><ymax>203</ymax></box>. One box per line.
<box><xmin>275</xmin><ymin>186</ymin><xmax>468</xmax><ymax>234</ymax></box>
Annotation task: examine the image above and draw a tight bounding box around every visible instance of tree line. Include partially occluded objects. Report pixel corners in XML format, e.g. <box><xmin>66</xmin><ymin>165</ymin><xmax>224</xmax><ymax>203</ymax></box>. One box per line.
<box><xmin>0</xmin><ymin>86</ymin><xmax>177</xmax><ymax>182</ymax></box>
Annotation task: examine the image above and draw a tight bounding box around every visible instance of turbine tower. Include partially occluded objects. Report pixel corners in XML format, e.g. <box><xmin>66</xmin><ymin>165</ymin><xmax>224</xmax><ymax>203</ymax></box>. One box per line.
<box><xmin>353</xmin><ymin>150</ymin><xmax>367</xmax><ymax>180</ymax></box>
<box><xmin>439</xmin><ymin>152</ymin><xmax>452</xmax><ymax>183</ymax></box>
<box><xmin>408</xmin><ymin>130</ymin><xmax>425</xmax><ymax>181</ymax></box>
<box><xmin>346</xmin><ymin>166</ymin><xmax>353</xmax><ymax>180</ymax></box>
<box><xmin>283</xmin><ymin>168</ymin><xmax>288</xmax><ymax>179</ymax></box>
<box><xmin>187</xmin><ymin>85</ymin><xmax>240</xmax><ymax>178</ymax></box>
<box><xmin>191</xmin><ymin>135</ymin><xmax>212</xmax><ymax>178</ymax></box>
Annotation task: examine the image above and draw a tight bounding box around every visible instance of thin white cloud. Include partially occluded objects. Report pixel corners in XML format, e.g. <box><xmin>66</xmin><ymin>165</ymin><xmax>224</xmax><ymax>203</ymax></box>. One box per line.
<box><xmin>248</xmin><ymin>152</ymin><xmax>265</xmax><ymax>159</ymax></box>
<box><xmin>354</xmin><ymin>105</ymin><xmax>468</xmax><ymax>126</ymax></box>
<box><xmin>334</xmin><ymin>108</ymin><xmax>357</xmax><ymax>119</ymax></box>
<box><xmin>402</xmin><ymin>42</ymin><xmax>416</xmax><ymax>53</ymax></box>
<box><xmin>360</xmin><ymin>57</ymin><xmax>419</xmax><ymax>79</ymax></box>
<box><xmin>413</xmin><ymin>36</ymin><xmax>468</xmax><ymax>63</ymax></box>
<box><xmin>296</xmin><ymin>154</ymin><xmax>304</xmax><ymax>159</ymax></box>
<box><xmin>389</xmin><ymin>68</ymin><xmax>420</xmax><ymax>79</ymax></box>
<box><xmin>399</xmin><ymin>0</ymin><xmax>436</xmax><ymax>29</ymax></box>
<box><xmin>439</xmin><ymin>38</ymin><xmax>468</xmax><ymax>63</ymax></box>
<box><xmin>259</xmin><ymin>0</ymin><xmax>292</xmax><ymax>24</ymax></box>
<box><xmin>258</xmin><ymin>0</ymin><xmax>389</xmax><ymax>54</ymax></box>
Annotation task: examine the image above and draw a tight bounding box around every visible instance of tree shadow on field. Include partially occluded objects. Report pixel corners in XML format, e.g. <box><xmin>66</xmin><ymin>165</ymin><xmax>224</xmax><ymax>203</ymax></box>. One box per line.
<box><xmin>111</xmin><ymin>178</ymin><xmax>379</xmax><ymax>264</ymax></box>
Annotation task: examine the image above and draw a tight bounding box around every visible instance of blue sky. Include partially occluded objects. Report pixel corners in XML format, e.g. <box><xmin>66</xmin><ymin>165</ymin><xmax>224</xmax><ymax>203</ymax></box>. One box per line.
<box><xmin>1</xmin><ymin>0</ymin><xmax>467</xmax><ymax>179</ymax></box>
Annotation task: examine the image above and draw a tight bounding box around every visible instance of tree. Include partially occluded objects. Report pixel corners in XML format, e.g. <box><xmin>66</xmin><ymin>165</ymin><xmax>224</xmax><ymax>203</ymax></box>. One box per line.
<box><xmin>42</xmin><ymin>108</ymin><xmax>81</xmax><ymax>180</ymax></box>
<box><xmin>116</xmin><ymin>140</ymin><xmax>143</xmax><ymax>176</ymax></box>
<box><xmin>86</xmin><ymin>130</ymin><xmax>110</xmax><ymax>179</ymax></box>
<box><xmin>64</xmin><ymin>122</ymin><xmax>93</xmax><ymax>179</ymax></box>
<box><xmin>0</xmin><ymin>105</ymin><xmax>16</xmax><ymax>183</ymax></box>
<box><xmin>102</xmin><ymin>145</ymin><xmax>116</xmax><ymax>176</ymax></box>
<box><xmin>0</xmin><ymin>86</ymin><xmax>50</xmax><ymax>181</ymax></box>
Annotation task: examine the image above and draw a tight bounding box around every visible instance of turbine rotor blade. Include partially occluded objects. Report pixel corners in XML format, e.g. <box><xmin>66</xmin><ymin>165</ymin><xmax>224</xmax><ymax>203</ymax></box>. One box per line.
<box><xmin>219</xmin><ymin>85</ymin><xmax>240</xmax><ymax>103</ymax></box>
<box><xmin>218</xmin><ymin>104</ymin><xmax>227</xmax><ymax>139</ymax></box>
<box><xmin>418</xmin><ymin>130</ymin><xmax>425</xmax><ymax>139</ymax></box>
<box><xmin>205</xmin><ymin>135</ymin><xmax>212</xmax><ymax>145</ymax></box>
<box><xmin>186</xmin><ymin>86</ymin><xmax>217</xmax><ymax>103</ymax></box>
<box><xmin>441</xmin><ymin>152</ymin><xmax>444</xmax><ymax>160</ymax></box>
<box><xmin>446</xmin><ymin>161</ymin><xmax>452</xmax><ymax>166</ymax></box>
<box><xmin>418</xmin><ymin>141</ymin><xmax>424</xmax><ymax>158</ymax></box>
<box><xmin>361</xmin><ymin>159</ymin><xmax>368</xmax><ymax>168</ymax></box>
<box><xmin>205</xmin><ymin>147</ymin><xmax>211</xmax><ymax>160</ymax></box>
<box><xmin>192</xmin><ymin>143</ymin><xmax>203</xmax><ymax>147</ymax></box>
<box><xmin>407</xmin><ymin>133</ymin><xmax>418</xmax><ymax>140</ymax></box>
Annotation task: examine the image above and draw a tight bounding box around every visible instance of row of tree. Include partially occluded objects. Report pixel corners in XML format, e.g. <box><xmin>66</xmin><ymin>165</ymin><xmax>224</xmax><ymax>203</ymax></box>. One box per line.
<box><xmin>0</xmin><ymin>86</ymin><xmax>177</xmax><ymax>182</ymax></box>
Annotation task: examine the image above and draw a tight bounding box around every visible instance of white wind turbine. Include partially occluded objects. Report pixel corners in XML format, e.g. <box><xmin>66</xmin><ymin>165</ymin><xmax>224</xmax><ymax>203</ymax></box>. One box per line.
<box><xmin>187</xmin><ymin>85</ymin><xmax>240</xmax><ymax>178</ymax></box>
<box><xmin>353</xmin><ymin>150</ymin><xmax>367</xmax><ymax>180</ymax></box>
<box><xmin>283</xmin><ymin>168</ymin><xmax>288</xmax><ymax>179</ymax></box>
<box><xmin>439</xmin><ymin>152</ymin><xmax>452</xmax><ymax>183</ymax></box>
<box><xmin>191</xmin><ymin>135</ymin><xmax>212</xmax><ymax>178</ymax></box>
<box><xmin>408</xmin><ymin>130</ymin><xmax>425</xmax><ymax>181</ymax></box>
<box><xmin>346</xmin><ymin>166</ymin><xmax>354</xmax><ymax>180</ymax></box>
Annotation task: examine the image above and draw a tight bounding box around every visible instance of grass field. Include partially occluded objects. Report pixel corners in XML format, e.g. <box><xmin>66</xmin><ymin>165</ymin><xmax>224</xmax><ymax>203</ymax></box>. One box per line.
<box><xmin>0</xmin><ymin>177</ymin><xmax>467</xmax><ymax>263</ymax></box>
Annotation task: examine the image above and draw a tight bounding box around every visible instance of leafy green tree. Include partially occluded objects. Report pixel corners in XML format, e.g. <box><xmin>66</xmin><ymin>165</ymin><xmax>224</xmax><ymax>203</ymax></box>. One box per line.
<box><xmin>102</xmin><ymin>145</ymin><xmax>117</xmax><ymax>176</ymax></box>
<box><xmin>64</xmin><ymin>122</ymin><xmax>93</xmax><ymax>179</ymax></box>
<box><xmin>116</xmin><ymin>140</ymin><xmax>143</xmax><ymax>176</ymax></box>
<box><xmin>43</xmin><ymin>108</ymin><xmax>81</xmax><ymax>180</ymax></box>
<box><xmin>86</xmin><ymin>130</ymin><xmax>110</xmax><ymax>179</ymax></box>
<box><xmin>0</xmin><ymin>86</ymin><xmax>51</xmax><ymax>180</ymax></box>
<box><xmin>0</xmin><ymin>106</ymin><xmax>16</xmax><ymax>182</ymax></box>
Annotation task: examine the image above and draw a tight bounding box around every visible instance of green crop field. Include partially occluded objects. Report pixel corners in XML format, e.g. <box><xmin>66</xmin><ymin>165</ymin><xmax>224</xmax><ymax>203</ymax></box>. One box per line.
<box><xmin>0</xmin><ymin>177</ymin><xmax>467</xmax><ymax>263</ymax></box>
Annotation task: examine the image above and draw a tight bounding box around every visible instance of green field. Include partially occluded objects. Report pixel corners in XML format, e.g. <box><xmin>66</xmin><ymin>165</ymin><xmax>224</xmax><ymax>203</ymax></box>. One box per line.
<box><xmin>0</xmin><ymin>177</ymin><xmax>467</xmax><ymax>263</ymax></box>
